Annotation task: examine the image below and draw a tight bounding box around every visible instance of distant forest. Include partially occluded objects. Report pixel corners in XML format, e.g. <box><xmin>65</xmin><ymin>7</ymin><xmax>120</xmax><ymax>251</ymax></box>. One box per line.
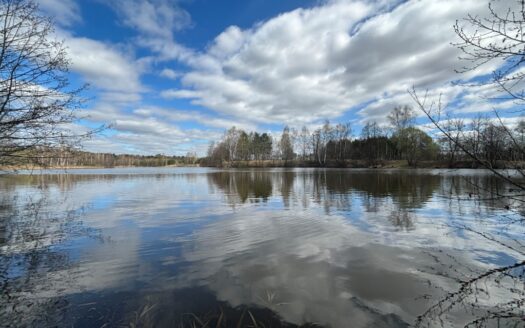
<box><xmin>10</xmin><ymin>149</ymin><xmax>198</xmax><ymax>168</ymax></box>
<box><xmin>204</xmin><ymin>106</ymin><xmax>525</xmax><ymax>168</ymax></box>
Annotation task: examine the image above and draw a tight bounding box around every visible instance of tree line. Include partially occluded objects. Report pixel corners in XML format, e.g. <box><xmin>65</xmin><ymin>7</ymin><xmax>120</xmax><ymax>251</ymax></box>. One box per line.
<box><xmin>204</xmin><ymin>105</ymin><xmax>525</xmax><ymax>168</ymax></box>
<box><xmin>6</xmin><ymin>148</ymin><xmax>198</xmax><ymax>168</ymax></box>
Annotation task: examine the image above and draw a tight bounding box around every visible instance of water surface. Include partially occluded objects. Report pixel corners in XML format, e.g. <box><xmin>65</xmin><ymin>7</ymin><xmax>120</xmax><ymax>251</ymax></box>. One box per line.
<box><xmin>0</xmin><ymin>168</ymin><xmax>523</xmax><ymax>327</ymax></box>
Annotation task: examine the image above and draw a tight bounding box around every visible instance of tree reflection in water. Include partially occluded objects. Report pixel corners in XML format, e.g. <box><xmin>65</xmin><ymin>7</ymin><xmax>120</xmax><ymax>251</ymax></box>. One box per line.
<box><xmin>416</xmin><ymin>173</ymin><xmax>524</xmax><ymax>327</ymax></box>
<box><xmin>0</xmin><ymin>177</ymin><xmax>103</xmax><ymax>327</ymax></box>
<box><xmin>207</xmin><ymin>169</ymin><xmax>524</xmax><ymax>327</ymax></box>
<box><xmin>208</xmin><ymin>170</ymin><xmax>273</xmax><ymax>205</ymax></box>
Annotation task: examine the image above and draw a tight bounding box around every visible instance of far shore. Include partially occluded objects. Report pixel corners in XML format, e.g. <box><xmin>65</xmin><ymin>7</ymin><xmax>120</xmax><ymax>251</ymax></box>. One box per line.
<box><xmin>0</xmin><ymin>164</ymin><xmax>200</xmax><ymax>171</ymax></box>
<box><xmin>2</xmin><ymin>159</ymin><xmax>522</xmax><ymax>172</ymax></box>
<box><xmin>200</xmin><ymin>159</ymin><xmax>512</xmax><ymax>169</ymax></box>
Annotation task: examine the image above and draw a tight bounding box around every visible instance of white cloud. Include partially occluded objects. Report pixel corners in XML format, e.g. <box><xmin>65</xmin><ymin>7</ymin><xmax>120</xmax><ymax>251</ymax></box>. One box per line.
<box><xmin>169</xmin><ymin>0</ymin><xmax>510</xmax><ymax>126</ymax></box>
<box><xmin>82</xmin><ymin>103</ymin><xmax>228</xmax><ymax>155</ymax></box>
<box><xmin>110</xmin><ymin>0</ymin><xmax>191</xmax><ymax>38</ymax></box>
<box><xmin>64</xmin><ymin>36</ymin><xmax>143</xmax><ymax>94</ymax></box>
<box><xmin>133</xmin><ymin>106</ymin><xmax>257</xmax><ymax>131</ymax></box>
<box><xmin>106</xmin><ymin>0</ymin><xmax>194</xmax><ymax>61</ymax></box>
<box><xmin>208</xmin><ymin>26</ymin><xmax>248</xmax><ymax>60</ymax></box>
<box><xmin>160</xmin><ymin>68</ymin><xmax>180</xmax><ymax>80</ymax></box>
<box><xmin>37</xmin><ymin>0</ymin><xmax>81</xmax><ymax>26</ymax></box>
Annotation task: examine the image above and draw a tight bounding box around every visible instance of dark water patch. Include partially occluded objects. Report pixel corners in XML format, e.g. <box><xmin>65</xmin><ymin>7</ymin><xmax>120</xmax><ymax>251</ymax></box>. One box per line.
<box><xmin>68</xmin><ymin>287</ymin><xmax>333</xmax><ymax>328</ymax></box>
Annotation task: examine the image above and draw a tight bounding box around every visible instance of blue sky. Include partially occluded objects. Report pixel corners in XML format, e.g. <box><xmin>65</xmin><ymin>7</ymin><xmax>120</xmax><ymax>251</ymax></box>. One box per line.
<box><xmin>35</xmin><ymin>0</ymin><xmax>522</xmax><ymax>155</ymax></box>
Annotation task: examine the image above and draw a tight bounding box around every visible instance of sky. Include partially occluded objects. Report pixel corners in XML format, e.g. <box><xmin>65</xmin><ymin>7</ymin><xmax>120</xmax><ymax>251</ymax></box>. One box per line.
<box><xmin>34</xmin><ymin>0</ymin><xmax>522</xmax><ymax>155</ymax></box>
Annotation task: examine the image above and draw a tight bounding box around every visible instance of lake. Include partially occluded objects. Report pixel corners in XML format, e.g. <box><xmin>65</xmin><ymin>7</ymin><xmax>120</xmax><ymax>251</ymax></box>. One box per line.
<box><xmin>0</xmin><ymin>168</ymin><xmax>523</xmax><ymax>327</ymax></box>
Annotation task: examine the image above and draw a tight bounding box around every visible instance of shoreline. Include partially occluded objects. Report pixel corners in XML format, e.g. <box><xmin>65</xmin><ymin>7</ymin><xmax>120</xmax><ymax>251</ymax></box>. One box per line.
<box><xmin>0</xmin><ymin>164</ymin><xmax>199</xmax><ymax>171</ymax></box>
<box><xmin>200</xmin><ymin>159</ymin><xmax>491</xmax><ymax>169</ymax></box>
<box><xmin>1</xmin><ymin>160</ymin><xmax>522</xmax><ymax>171</ymax></box>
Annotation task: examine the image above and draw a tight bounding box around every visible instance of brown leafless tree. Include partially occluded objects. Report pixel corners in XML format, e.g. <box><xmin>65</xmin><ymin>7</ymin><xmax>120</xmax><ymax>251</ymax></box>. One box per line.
<box><xmin>454</xmin><ymin>0</ymin><xmax>525</xmax><ymax>105</ymax></box>
<box><xmin>439</xmin><ymin>115</ymin><xmax>465</xmax><ymax>166</ymax></box>
<box><xmin>0</xmin><ymin>0</ymin><xmax>92</xmax><ymax>168</ymax></box>
<box><xmin>387</xmin><ymin>105</ymin><xmax>415</xmax><ymax>132</ymax></box>
<box><xmin>409</xmin><ymin>1</ymin><xmax>525</xmax><ymax>326</ymax></box>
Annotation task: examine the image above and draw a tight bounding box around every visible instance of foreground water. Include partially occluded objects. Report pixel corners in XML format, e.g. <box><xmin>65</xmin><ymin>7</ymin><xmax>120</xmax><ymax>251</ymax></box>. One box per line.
<box><xmin>0</xmin><ymin>168</ymin><xmax>523</xmax><ymax>328</ymax></box>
